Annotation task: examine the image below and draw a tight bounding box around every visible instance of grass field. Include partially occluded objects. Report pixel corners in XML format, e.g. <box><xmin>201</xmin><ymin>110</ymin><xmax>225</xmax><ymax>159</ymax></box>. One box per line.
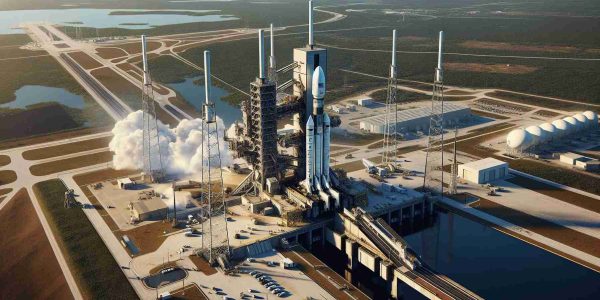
<box><xmin>0</xmin><ymin>188</ymin><xmax>73</xmax><ymax>299</ymax></box>
<box><xmin>0</xmin><ymin>126</ymin><xmax>111</xmax><ymax>151</ymax></box>
<box><xmin>0</xmin><ymin>170</ymin><xmax>17</xmax><ymax>186</ymax></box>
<box><xmin>29</xmin><ymin>151</ymin><xmax>113</xmax><ymax>176</ymax></box>
<box><xmin>22</xmin><ymin>136</ymin><xmax>112</xmax><ymax>160</ymax></box>
<box><xmin>67</xmin><ymin>52</ymin><xmax>102</xmax><ymax>70</ymax></box>
<box><xmin>0</xmin><ymin>155</ymin><xmax>10</xmax><ymax>167</ymax></box>
<box><xmin>33</xmin><ymin>180</ymin><xmax>137</xmax><ymax>299</ymax></box>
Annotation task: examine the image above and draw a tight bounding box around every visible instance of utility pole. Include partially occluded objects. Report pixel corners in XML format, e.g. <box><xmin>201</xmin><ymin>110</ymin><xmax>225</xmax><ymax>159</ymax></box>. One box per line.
<box><xmin>172</xmin><ymin>181</ymin><xmax>177</xmax><ymax>227</ymax></box>
<box><xmin>449</xmin><ymin>127</ymin><xmax>458</xmax><ymax>195</ymax></box>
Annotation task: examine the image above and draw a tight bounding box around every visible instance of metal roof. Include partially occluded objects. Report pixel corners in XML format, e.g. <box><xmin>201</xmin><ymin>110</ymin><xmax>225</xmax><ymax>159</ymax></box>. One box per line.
<box><xmin>360</xmin><ymin>103</ymin><xmax>469</xmax><ymax>126</ymax></box>
<box><xmin>459</xmin><ymin>157</ymin><xmax>507</xmax><ymax>171</ymax></box>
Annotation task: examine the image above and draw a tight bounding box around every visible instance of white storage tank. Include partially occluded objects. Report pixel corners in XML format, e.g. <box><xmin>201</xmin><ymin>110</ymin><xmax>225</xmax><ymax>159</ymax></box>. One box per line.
<box><xmin>573</xmin><ymin>113</ymin><xmax>588</xmax><ymax>129</ymax></box>
<box><xmin>525</xmin><ymin>125</ymin><xmax>545</xmax><ymax>146</ymax></box>
<box><xmin>583</xmin><ymin>111</ymin><xmax>598</xmax><ymax>128</ymax></box>
<box><xmin>539</xmin><ymin>123</ymin><xmax>556</xmax><ymax>142</ymax></box>
<box><xmin>506</xmin><ymin>128</ymin><xmax>532</xmax><ymax>150</ymax></box>
<box><xmin>563</xmin><ymin>116</ymin><xmax>579</xmax><ymax>133</ymax></box>
<box><xmin>552</xmin><ymin>119</ymin><xmax>569</xmax><ymax>137</ymax></box>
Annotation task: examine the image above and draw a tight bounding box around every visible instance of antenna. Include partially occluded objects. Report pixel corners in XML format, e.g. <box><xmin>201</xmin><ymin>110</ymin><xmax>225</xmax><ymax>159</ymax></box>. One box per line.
<box><xmin>390</xmin><ymin>29</ymin><xmax>397</xmax><ymax>78</ymax></box>
<box><xmin>268</xmin><ymin>24</ymin><xmax>277</xmax><ymax>84</ymax></box>
<box><xmin>142</xmin><ymin>35</ymin><xmax>150</xmax><ymax>85</ymax></box>
<box><xmin>309</xmin><ymin>0</ymin><xmax>314</xmax><ymax>47</ymax></box>
<box><xmin>258</xmin><ymin>29</ymin><xmax>266</xmax><ymax>79</ymax></box>
<box><xmin>436</xmin><ymin>31</ymin><xmax>444</xmax><ymax>82</ymax></box>
<box><xmin>270</xmin><ymin>24</ymin><xmax>275</xmax><ymax>60</ymax></box>
<box><xmin>204</xmin><ymin>50</ymin><xmax>211</xmax><ymax>104</ymax></box>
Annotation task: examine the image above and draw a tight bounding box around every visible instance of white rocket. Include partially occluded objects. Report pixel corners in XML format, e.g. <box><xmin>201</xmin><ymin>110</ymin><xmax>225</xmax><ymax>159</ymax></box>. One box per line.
<box><xmin>305</xmin><ymin>66</ymin><xmax>333</xmax><ymax>198</ymax></box>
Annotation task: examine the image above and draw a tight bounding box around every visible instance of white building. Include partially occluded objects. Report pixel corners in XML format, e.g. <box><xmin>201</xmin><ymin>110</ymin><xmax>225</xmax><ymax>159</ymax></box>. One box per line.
<box><xmin>117</xmin><ymin>178</ymin><xmax>135</xmax><ymax>190</ymax></box>
<box><xmin>560</xmin><ymin>152</ymin><xmax>585</xmax><ymax>165</ymax></box>
<box><xmin>357</xmin><ymin>98</ymin><xmax>373</xmax><ymax>107</ymax></box>
<box><xmin>458</xmin><ymin>157</ymin><xmax>509</xmax><ymax>184</ymax></box>
<box><xmin>359</xmin><ymin>103</ymin><xmax>470</xmax><ymax>134</ymax></box>
<box><xmin>330</xmin><ymin>104</ymin><xmax>345</xmax><ymax>113</ymax></box>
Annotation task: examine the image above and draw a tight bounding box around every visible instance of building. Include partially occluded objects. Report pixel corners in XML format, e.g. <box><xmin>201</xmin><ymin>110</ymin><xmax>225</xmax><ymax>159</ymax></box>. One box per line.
<box><xmin>117</xmin><ymin>178</ymin><xmax>135</xmax><ymax>190</ymax></box>
<box><xmin>346</xmin><ymin>103</ymin><xmax>356</xmax><ymax>111</ymax></box>
<box><xmin>575</xmin><ymin>158</ymin><xmax>600</xmax><ymax>171</ymax></box>
<box><xmin>357</xmin><ymin>98</ymin><xmax>373</xmax><ymax>107</ymax></box>
<box><xmin>129</xmin><ymin>196</ymin><xmax>168</xmax><ymax>222</ymax></box>
<box><xmin>329</xmin><ymin>104</ymin><xmax>345</xmax><ymax>114</ymax></box>
<box><xmin>359</xmin><ymin>103</ymin><xmax>470</xmax><ymax>134</ymax></box>
<box><xmin>458</xmin><ymin>157</ymin><xmax>509</xmax><ymax>184</ymax></box>
<box><xmin>560</xmin><ymin>152</ymin><xmax>586</xmax><ymax>165</ymax></box>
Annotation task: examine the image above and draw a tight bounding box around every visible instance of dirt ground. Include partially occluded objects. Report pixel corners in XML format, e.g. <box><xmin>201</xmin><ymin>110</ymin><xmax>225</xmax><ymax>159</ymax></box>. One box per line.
<box><xmin>0</xmin><ymin>126</ymin><xmax>111</xmax><ymax>151</ymax></box>
<box><xmin>0</xmin><ymin>170</ymin><xmax>17</xmax><ymax>186</ymax></box>
<box><xmin>0</xmin><ymin>189</ymin><xmax>73</xmax><ymax>299</ymax></box>
<box><xmin>506</xmin><ymin>175</ymin><xmax>600</xmax><ymax>214</ymax></box>
<box><xmin>74</xmin><ymin>168</ymin><xmax>138</xmax><ymax>186</ymax></box>
<box><xmin>80</xmin><ymin>185</ymin><xmax>120</xmax><ymax>231</ymax></box>
<box><xmin>468</xmin><ymin>197</ymin><xmax>600</xmax><ymax>271</ymax></box>
<box><xmin>67</xmin><ymin>51</ymin><xmax>102</xmax><ymax>70</ymax></box>
<box><xmin>533</xmin><ymin>109</ymin><xmax>561</xmax><ymax>118</ymax></box>
<box><xmin>189</xmin><ymin>255</ymin><xmax>218</xmax><ymax>275</ymax></box>
<box><xmin>459</xmin><ymin>40</ymin><xmax>577</xmax><ymax>53</ymax></box>
<box><xmin>116</xmin><ymin>41</ymin><xmax>161</xmax><ymax>55</ymax></box>
<box><xmin>471</xmin><ymin>109</ymin><xmax>511</xmax><ymax>120</ymax></box>
<box><xmin>29</xmin><ymin>151</ymin><xmax>113</xmax><ymax>176</ymax></box>
<box><xmin>445</xmin><ymin>62</ymin><xmax>538</xmax><ymax>75</ymax></box>
<box><xmin>0</xmin><ymin>188</ymin><xmax>11</xmax><ymax>196</ymax></box>
<box><xmin>95</xmin><ymin>47</ymin><xmax>127</xmax><ymax>59</ymax></box>
<box><xmin>0</xmin><ymin>155</ymin><xmax>10</xmax><ymax>167</ymax></box>
<box><xmin>116</xmin><ymin>221</ymin><xmax>175</xmax><ymax>255</ymax></box>
<box><xmin>171</xmin><ymin>284</ymin><xmax>209</xmax><ymax>300</ymax></box>
<box><xmin>22</xmin><ymin>136</ymin><xmax>112</xmax><ymax>160</ymax></box>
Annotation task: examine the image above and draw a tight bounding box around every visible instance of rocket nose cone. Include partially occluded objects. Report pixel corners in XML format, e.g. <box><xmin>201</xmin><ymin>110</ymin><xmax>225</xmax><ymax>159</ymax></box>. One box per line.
<box><xmin>312</xmin><ymin>66</ymin><xmax>326</xmax><ymax>99</ymax></box>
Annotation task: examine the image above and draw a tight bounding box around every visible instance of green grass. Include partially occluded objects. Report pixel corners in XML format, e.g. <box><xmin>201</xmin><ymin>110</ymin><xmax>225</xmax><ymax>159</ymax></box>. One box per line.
<box><xmin>33</xmin><ymin>180</ymin><xmax>138</xmax><ymax>300</ymax></box>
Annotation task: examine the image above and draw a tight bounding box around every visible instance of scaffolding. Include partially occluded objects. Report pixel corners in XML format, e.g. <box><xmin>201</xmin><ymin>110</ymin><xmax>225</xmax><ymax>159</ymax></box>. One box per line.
<box><xmin>423</xmin><ymin>31</ymin><xmax>445</xmax><ymax>194</ymax></box>
<box><xmin>199</xmin><ymin>51</ymin><xmax>230</xmax><ymax>264</ymax></box>
<box><xmin>141</xmin><ymin>35</ymin><xmax>165</xmax><ymax>183</ymax></box>
<box><xmin>382</xmin><ymin>29</ymin><xmax>399</xmax><ymax>166</ymax></box>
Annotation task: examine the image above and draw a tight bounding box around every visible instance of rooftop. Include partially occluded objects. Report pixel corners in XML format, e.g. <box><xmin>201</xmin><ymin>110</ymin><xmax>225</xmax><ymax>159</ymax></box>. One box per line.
<box><xmin>460</xmin><ymin>157</ymin><xmax>508</xmax><ymax>171</ymax></box>
<box><xmin>360</xmin><ymin>102</ymin><xmax>469</xmax><ymax>126</ymax></box>
<box><xmin>131</xmin><ymin>197</ymin><xmax>167</xmax><ymax>214</ymax></box>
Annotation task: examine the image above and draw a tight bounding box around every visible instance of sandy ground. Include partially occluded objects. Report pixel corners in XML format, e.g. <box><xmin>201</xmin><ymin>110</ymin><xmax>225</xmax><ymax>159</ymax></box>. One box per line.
<box><xmin>0</xmin><ymin>189</ymin><xmax>73</xmax><ymax>299</ymax></box>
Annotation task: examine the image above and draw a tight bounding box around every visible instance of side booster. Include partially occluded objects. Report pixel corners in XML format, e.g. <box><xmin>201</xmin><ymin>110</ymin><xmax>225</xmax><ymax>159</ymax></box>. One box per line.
<box><xmin>305</xmin><ymin>67</ymin><xmax>340</xmax><ymax>210</ymax></box>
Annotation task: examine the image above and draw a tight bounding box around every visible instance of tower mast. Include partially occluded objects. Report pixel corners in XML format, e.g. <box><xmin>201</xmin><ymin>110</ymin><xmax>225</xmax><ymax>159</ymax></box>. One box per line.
<box><xmin>382</xmin><ymin>29</ymin><xmax>399</xmax><ymax>166</ymax></box>
<box><xmin>423</xmin><ymin>31</ymin><xmax>446</xmax><ymax>194</ymax></box>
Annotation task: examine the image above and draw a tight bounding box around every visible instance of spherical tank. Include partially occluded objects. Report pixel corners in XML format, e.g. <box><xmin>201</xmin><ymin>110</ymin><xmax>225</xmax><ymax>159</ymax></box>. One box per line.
<box><xmin>506</xmin><ymin>128</ymin><xmax>532</xmax><ymax>150</ymax></box>
<box><xmin>583</xmin><ymin>111</ymin><xmax>598</xmax><ymax>128</ymax></box>
<box><xmin>562</xmin><ymin>117</ymin><xmax>578</xmax><ymax>133</ymax></box>
<box><xmin>525</xmin><ymin>125</ymin><xmax>545</xmax><ymax>146</ymax></box>
<box><xmin>573</xmin><ymin>114</ymin><xmax>588</xmax><ymax>130</ymax></box>
<box><xmin>539</xmin><ymin>123</ymin><xmax>555</xmax><ymax>142</ymax></box>
<box><xmin>552</xmin><ymin>119</ymin><xmax>569</xmax><ymax>137</ymax></box>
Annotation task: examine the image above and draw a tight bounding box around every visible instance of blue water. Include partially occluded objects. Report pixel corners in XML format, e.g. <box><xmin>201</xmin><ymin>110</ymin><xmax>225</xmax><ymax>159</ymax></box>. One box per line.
<box><xmin>0</xmin><ymin>9</ymin><xmax>238</xmax><ymax>34</ymax></box>
<box><xmin>1</xmin><ymin>85</ymin><xmax>85</xmax><ymax>109</ymax></box>
<box><xmin>167</xmin><ymin>75</ymin><xmax>242</xmax><ymax>127</ymax></box>
<box><xmin>402</xmin><ymin>210</ymin><xmax>600</xmax><ymax>299</ymax></box>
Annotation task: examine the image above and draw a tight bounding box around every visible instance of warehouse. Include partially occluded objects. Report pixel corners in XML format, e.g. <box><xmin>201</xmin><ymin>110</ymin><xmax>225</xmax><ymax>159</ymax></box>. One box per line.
<box><xmin>359</xmin><ymin>103</ymin><xmax>471</xmax><ymax>134</ymax></box>
<box><xmin>129</xmin><ymin>197</ymin><xmax>168</xmax><ymax>222</ymax></box>
<box><xmin>458</xmin><ymin>157</ymin><xmax>509</xmax><ymax>184</ymax></box>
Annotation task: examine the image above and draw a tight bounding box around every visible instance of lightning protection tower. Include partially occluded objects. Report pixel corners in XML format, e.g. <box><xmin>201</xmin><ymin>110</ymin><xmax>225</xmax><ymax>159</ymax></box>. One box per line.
<box><xmin>381</xmin><ymin>29</ymin><xmax>400</xmax><ymax>166</ymax></box>
<box><xmin>200</xmin><ymin>50</ymin><xmax>230</xmax><ymax>265</ymax></box>
<box><xmin>268</xmin><ymin>23</ymin><xmax>277</xmax><ymax>85</ymax></box>
<box><xmin>449</xmin><ymin>127</ymin><xmax>458</xmax><ymax>195</ymax></box>
<box><xmin>423</xmin><ymin>31</ymin><xmax>446</xmax><ymax>194</ymax></box>
<box><xmin>141</xmin><ymin>35</ymin><xmax>165</xmax><ymax>183</ymax></box>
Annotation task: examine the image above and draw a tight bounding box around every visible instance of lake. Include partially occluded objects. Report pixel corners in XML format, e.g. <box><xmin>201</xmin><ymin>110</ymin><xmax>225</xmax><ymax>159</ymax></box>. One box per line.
<box><xmin>1</xmin><ymin>85</ymin><xmax>85</xmax><ymax>110</ymax></box>
<box><xmin>0</xmin><ymin>9</ymin><xmax>238</xmax><ymax>34</ymax></box>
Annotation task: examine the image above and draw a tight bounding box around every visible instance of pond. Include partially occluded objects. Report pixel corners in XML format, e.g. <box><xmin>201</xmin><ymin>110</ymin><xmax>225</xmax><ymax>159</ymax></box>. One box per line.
<box><xmin>0</xmin><ymin>9</ymin><xmax>238</xmax><ymax>34</ymax></box>
<box><xmin>167</xmin><ymin>75</ymin><xmax>242</xmax><ymax>128</ymax></box>
<box><xmin>1</xmin><ymin>85</ymin><xmax>86</xmax><ymax>110</ymax></box>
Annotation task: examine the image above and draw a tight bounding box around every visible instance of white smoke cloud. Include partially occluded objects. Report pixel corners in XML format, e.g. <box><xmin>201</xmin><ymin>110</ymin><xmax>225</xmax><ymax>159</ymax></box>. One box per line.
<box><xmin>156</xmin><ymin>186</ymin><xmax>194</xmax><ymax>211</ymax></box>
<box><xmin>109</xmin><ymin>110</ymin><xmax>232</xmax><ymax>175</ymax></box>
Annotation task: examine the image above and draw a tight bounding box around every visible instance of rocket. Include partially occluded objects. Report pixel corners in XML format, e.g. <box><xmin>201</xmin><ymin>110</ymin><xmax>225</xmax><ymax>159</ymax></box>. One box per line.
<box><xmin>305</xmin><ymin>66</ymin><xmax>331</xmax><ymax>192</ymax></box>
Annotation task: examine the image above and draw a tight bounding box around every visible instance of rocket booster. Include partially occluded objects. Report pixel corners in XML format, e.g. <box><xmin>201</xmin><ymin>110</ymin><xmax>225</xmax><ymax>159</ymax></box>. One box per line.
<box><xmin>305</xmin><ymin>66</ymin><xmax>330</xmax><ymax>191</ymax></box>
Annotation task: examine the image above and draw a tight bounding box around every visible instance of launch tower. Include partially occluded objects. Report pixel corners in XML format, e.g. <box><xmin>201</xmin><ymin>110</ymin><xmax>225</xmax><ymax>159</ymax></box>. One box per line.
<box><xmin>141</xmin><ymin>35</ymin><xmax>165</xmax><ymax>183</ymax></box>
<box><xmin>381</xmin><ymin>29</ymin><xmax>400</xmax><ymax>166</ymax></box>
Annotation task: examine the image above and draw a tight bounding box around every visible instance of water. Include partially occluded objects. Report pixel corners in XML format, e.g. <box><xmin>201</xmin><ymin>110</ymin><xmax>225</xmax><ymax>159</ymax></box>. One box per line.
<box><xmin>0</xmin><ymin>85</ymin><xmax>85</xmax><ymax>109</ymax></box>
<box><xmin>401</xmin><ymin>209</ymin><xmax>600</xmax><ymax>300</ymax></box>
<box><xmin>167</xmin><ymin>75</ymin><xmax>242</xmax><ymax>128</ymax></box>
<box><xmin>0</xmin><ymin>9</ymin><xmax>238</xmax><ymax>34</ymax></box>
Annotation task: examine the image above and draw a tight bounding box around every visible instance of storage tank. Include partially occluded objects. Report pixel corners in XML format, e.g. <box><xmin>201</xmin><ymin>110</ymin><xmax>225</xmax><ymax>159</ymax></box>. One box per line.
<box><xmin>562</xmin><ymin>117</ymin><xmax>578</xmax><ymax>133</ymax></box>
<box><xmin>539</xmin><ymin>123</ymin><xmax>556</xmax><ymax>142</ymax></box>
<box><xmin>573</xmin><ymin>114</ymin><xmax>588</xmax><ymax>130</ymax></box>
<box><xmin>552</xmin><ymin>119</ymin><xmax>569</xmax><ymax>137</ymax></box>
<box><xmin>525</xmin><ymin>125</ymin><xmax>545</xmax><ymax>146</ymax></box>
<box><xmin>583</xmin><ymin>111</ymin><xmax>598</xmax><ymax>128</ymax></box>
<box><xmin>506</xmin><ymin>128</ymin><xmax>532</xmax><ymax>150</ymax></box>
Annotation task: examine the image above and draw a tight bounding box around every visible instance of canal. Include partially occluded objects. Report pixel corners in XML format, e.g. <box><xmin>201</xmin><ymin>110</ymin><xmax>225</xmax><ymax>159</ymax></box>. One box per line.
<box><xmin>311</xmin><ymin>208</ymin><xmax>600</xmax><ymax>299</ymax></box>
